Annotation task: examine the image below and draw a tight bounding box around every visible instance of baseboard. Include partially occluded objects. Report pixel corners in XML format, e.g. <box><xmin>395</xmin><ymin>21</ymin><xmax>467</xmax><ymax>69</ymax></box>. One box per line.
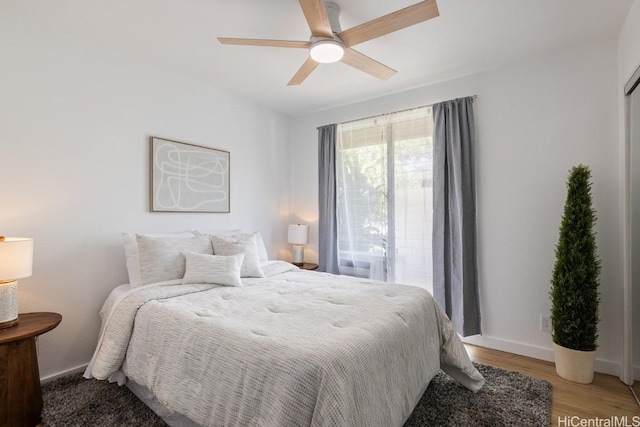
<box><xmin>41</xmin><ymin>363</ymin><xmax>88</xmax><ymax>384</ymax></box>
<box><xmin>462</xmin><ymin>335</ymin><xmax>622</xmax><ymax>378</ymax></box>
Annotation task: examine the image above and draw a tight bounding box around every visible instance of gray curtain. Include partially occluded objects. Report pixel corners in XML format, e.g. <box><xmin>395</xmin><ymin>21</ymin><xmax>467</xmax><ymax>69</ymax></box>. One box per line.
<box><xmin>318</xmin><ymin>124</ymin><xmax>340</xmax><ymax>274</ymax></box>
<box><xmin>432</xmin><ymin>97</ymin><xmax>481</xmax><ymax>337</ymax></box>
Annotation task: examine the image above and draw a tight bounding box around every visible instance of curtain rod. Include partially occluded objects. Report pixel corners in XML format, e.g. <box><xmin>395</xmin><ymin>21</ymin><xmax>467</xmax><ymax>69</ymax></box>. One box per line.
<box><xmin>330</xmin><ymin>95</ymin><xmax>477</xmax><ymax>127</ymax></box>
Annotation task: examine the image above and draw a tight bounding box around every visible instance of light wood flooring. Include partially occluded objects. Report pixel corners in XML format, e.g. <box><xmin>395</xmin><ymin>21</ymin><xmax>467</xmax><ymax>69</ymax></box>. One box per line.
<box><xmin>466</xmin><ymin>344</ymin><xmax>640</xmax><ymax>426</ymax></box>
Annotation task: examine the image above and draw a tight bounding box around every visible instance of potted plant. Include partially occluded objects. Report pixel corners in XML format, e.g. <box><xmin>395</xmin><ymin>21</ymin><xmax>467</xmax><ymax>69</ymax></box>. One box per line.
<box><xmin>550</xmin><ymin>164</ymin><xmax>601</xmax><ymax>384</ymax></box>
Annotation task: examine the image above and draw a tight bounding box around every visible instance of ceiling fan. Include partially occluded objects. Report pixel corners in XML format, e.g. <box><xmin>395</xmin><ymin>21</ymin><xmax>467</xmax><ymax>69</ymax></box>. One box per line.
<box><xmin>218</xmin><ymin>0</ymin><xmax>439</xmax><ymax>86</ymax></box>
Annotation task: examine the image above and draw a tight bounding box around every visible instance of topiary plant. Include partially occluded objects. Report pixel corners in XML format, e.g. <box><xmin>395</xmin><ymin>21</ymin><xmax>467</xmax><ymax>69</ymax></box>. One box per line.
<box><xmin>550</xmin><ymin>164</ymin><xmax>601</xmax><ymax>352</ymax></box>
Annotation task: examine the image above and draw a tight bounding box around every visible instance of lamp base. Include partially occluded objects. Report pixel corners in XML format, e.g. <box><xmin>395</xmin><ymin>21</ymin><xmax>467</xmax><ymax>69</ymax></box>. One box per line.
<box><xmin>0</xmin><ymin>280</ymin><xmax>19</xmax><ymax>329</ymax></box>
<box><xmin>292</xmin><ymin>244</ymin><xmax>304</xmax><ymax>266</ymax></box>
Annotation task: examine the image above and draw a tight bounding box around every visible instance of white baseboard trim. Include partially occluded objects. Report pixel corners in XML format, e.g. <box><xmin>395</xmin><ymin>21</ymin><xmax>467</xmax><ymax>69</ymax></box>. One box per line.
<box><xmin>41</xmin><ymin>363</ymin><xmax>88</xmax><ymax>384</ymax></box>
<box><xmin>461</xmin><ymin>335</ymin><xmax>623</xmax><ymax>378</ymax></box>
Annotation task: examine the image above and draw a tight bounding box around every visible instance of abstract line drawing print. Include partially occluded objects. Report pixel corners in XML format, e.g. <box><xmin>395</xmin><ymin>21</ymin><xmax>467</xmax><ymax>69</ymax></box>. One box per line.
<box><xmin>151</xmin><ymin>137</ymin><xmax>230</xmax><ymax>212</ymax></box>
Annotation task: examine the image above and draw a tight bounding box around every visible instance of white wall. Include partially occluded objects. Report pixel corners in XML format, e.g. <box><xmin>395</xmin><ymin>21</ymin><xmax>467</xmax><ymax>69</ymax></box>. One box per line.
<box><xmin>618</xmin><ymin>0</ymin><xmax>640</xmax><ymax>382</ymax></box>
<box><xmin>0</xmin><ymin>11</ymin><xmax>292</xmax><ymax>379</ymax></box>
<box><xmin>619</xmin><ymin>0</ymin><xmax>640</xmax><ymax>84</ymax></box>
<box><xmin>290</xmin><ymin>41</ymin><xmax>623</xmax><ymax>375</ymax></box>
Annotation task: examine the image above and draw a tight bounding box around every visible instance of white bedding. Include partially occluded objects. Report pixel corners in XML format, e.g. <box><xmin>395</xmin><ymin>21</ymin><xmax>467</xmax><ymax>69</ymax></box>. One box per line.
<box><xmin>85</xmin><ymin>264</ymin><xmax>484</xmax><ymax>427</ymax></box>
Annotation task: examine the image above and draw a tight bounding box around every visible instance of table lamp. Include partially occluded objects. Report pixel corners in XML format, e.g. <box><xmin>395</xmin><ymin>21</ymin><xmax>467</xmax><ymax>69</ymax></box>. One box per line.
<box><xmin>0</xmin><ymin>237</ymin><xmax>33</xmax><ymax>329</ymax></box>
<box><xmin>287</xmin><ymin>224</ymin><xmax>309</xmax><ymax>267</ymax></box>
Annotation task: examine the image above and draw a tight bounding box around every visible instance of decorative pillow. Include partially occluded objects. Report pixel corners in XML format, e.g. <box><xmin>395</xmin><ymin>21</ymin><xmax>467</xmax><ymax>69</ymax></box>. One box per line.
<box><xmin>197</xmin><ymin>231</ymin><xmax>269</xmax><ymax>262</ymax></box>
<box><xmin>211</xmin><ymin>234</ymin><xmax>265</xmax><ymax>278</ymax></box>
<box><xmin>136</xmin><ymin>235</ymin><xmax>212</xmax><ymax>285</ymax></box>
<box><xmin>182</xmin><ymin>251</ymin><xmax>243</xmax><ymax>287</ymax></box>
<box><xmin>241</xmin><ymin>231</ymin><xmax>269</xmax><ymax>262</ymax></box>
<box><xmin>123</xmin><ymin>231</ymin><xmax>196</xmax><ymax>287</ymax></box>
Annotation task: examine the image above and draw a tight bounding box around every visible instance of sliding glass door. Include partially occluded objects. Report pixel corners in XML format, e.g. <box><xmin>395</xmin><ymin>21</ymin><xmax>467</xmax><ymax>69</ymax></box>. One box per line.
<box><xmin>336</xmin><ymin>107</ymin><xmax>434</xmax><ymax>292</ymax></box>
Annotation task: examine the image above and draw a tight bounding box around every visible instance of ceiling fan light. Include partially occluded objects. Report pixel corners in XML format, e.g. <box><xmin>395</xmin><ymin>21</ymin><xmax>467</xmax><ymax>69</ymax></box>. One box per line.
<box><xmin>310</xmin><ymin>39</ymin><xmax>344</xmax><ymax>64</ymax></box>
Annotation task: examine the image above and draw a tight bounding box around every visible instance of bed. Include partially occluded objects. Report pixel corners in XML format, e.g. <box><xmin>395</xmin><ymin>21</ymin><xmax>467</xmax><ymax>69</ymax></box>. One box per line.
<box><xmin>84</xmin><ymin>233</ymin><xmax>484</xmax><ymax>427</ymax></box>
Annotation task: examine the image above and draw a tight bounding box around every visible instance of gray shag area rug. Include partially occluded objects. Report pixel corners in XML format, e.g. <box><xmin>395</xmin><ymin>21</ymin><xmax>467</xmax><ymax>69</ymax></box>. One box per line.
<box><xmin>42</xmin><ymin>363</ymin><xmax>551</xmax><ymax>427</ymax></box>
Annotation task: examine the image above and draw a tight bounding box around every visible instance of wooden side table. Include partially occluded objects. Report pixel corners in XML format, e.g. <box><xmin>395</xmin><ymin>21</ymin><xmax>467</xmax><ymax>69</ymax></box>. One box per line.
<box><xmin>0</xmin><ymin>312</ymin><xmax>62</xmax><ymax>427</ymax></box>
<box><xmin>299</xmin><ymin>262</ymin><xmax>319</xmax><ymax>270</ymax></box>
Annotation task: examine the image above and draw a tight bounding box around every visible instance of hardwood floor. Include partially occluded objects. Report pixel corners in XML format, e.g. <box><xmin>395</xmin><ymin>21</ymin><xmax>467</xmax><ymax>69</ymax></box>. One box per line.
<box><xmin>466</xmin><ymin>344</ymin><xmax>640</xmax><ymax>426</ymax></box>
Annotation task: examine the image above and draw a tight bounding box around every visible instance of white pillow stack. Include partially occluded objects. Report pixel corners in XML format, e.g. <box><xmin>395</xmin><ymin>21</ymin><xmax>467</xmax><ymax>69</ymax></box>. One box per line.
<box><xmin>122</xmin><ymin>230</ymin><xmax>270</xmax><ymax>288</ymax></box>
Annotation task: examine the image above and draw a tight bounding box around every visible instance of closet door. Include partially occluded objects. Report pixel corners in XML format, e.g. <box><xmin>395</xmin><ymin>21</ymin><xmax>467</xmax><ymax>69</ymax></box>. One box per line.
<box><xmin>628</xmin><ymin>68</ymin><xmax>640</xmax><ymax>383</ymax></box>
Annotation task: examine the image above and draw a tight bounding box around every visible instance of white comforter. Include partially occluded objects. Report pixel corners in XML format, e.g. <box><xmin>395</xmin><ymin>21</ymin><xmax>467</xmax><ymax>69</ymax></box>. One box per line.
<box><xmin>85</xmin><ymin>266</ymin><xmax>484</xmax><ymax>427</ymax></box>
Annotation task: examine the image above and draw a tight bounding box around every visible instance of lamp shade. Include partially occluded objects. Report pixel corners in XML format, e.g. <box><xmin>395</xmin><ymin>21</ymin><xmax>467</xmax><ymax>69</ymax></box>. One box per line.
<box><xmin>0</xmin><ymin>238</ymin><xmax>33</xmax><ymax>281</ymax></box>
<box><xmin>287</xmin><ymin>224</ymin><xmax>309</xmax><ymax>245</ymax></box>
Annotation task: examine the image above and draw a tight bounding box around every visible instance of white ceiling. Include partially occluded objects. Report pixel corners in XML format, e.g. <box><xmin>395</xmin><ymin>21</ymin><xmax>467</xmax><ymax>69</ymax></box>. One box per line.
<box><xmin>14</xmin><ymin>0</ymin><xmax>634</xmax><ymax>116</ymax></box>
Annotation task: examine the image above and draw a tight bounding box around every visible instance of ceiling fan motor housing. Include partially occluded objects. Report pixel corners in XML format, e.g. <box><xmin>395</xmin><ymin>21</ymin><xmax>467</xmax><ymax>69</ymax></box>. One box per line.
<box><xmin>308</xmin><ymin>1</ymin><xmax>344</xmax><ymax>63</ymax></box>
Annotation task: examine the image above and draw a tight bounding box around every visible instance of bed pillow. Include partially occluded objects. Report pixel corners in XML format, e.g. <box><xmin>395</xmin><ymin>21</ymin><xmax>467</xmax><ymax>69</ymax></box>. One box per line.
<box><xmin>260</xmin><ymin>260</ymin><xmax>300</xmax><ymax>277</ymax></box>
<box><xmin>237</xmin><ymin>232</ymin><xmax>269</xmax><ymax>262</ymax></box>
<box><xmin>211</xmin><ymin>234</ymin><xmax>265</xmax><ymax>278</ymax></box>
<box><xmin>198</xmin><ymin>231</ymin><xmax>269</xmax><ymax>262</ymax></box>
<box><xmin>123</xmin><ymin>231</ymin><xmax>196</xmax><ymax>287</ymax></box>
<box><xmin>182</xmin><ymin>251</ymin><xmax>244</xmax><ymax>287</ymax></box>
<box><xmin>136</xmin><ymin>235</ymin><xmax>212</xmax><ymax>285</ymax></box>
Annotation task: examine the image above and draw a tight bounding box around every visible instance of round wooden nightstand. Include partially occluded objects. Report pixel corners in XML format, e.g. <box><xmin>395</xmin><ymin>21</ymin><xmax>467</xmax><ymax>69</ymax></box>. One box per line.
<box><xmin>298</xmin><ymin>262</ymin><xmax>319</xmax><ymax>270</ymax></box>
<box><xmin>0</xmin><ymin>312</ymin><xmax>62</xmax><ymax>427</ymax></box>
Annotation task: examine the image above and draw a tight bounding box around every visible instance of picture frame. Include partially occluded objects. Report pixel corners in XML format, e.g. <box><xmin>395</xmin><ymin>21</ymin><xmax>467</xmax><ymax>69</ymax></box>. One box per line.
<box><xmin>150</xmin><ymin>136</ymin><xmax>230</xmax><ymax>213</ymax></box>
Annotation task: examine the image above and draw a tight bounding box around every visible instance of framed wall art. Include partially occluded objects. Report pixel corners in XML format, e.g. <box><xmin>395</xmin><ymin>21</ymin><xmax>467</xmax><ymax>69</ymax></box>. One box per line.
<box><xmin>150</xmin><ymin>137</ymin><xmax>230</xmax><ymax>213</ymax></box>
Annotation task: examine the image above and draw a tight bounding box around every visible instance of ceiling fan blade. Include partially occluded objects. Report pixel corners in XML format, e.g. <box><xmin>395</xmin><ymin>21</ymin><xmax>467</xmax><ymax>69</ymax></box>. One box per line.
<box><xmin>338</xmin><ymin>0</ymin><xmax>439</xmax><ymax>48</ymax></box>
<box><xmin>218</xmin><ymin>38</ymin><xmax>310</xmax><ymax>49</ymax></box>
<box><xmin>298</xmin><ymin>0</ymin><xmax>333</xmax><ymax>38</ymax></box>
<box><xmin>288</xmin><ymin>57</ymin><xmax>320</xmax><ymax>86</ymax></box>
<box><xmin>341</xmin><ymin>48</ymin><xmax>396</xmax><ymax>81</ymax></box>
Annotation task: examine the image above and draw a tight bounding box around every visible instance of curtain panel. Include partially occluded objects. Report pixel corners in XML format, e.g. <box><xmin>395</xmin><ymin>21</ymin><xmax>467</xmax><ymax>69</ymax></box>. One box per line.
<box><xmin>317</xmin><ymin>124</ymin><xmax>340</xmax><ymax>274</ymax></box>
<box><xmin>432</xmin><ymin>97</ymin><xmax>481</xmax><ymax>337</ymax></box>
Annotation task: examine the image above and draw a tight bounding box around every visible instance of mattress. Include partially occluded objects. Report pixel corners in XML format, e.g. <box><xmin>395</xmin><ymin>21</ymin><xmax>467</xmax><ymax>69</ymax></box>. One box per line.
<box><xmin>85</xmin><ymin>264</ymin><xmax>484</xmax><ymax>427</ymax></box>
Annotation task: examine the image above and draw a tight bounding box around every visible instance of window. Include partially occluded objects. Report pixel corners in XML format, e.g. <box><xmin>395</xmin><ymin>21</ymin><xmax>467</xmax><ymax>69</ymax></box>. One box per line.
<box><xmin>336</xmin><ymin>106</ymin><xmax>434</xmax><ymax>292</ymax></box>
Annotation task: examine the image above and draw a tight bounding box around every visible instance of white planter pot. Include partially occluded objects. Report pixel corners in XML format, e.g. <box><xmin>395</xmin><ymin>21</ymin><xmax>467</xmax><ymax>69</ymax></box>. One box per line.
<box><xmin>553</xmin><ymin>342</ymin><xmax>596</xmax><ymax>384</ymax></box>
